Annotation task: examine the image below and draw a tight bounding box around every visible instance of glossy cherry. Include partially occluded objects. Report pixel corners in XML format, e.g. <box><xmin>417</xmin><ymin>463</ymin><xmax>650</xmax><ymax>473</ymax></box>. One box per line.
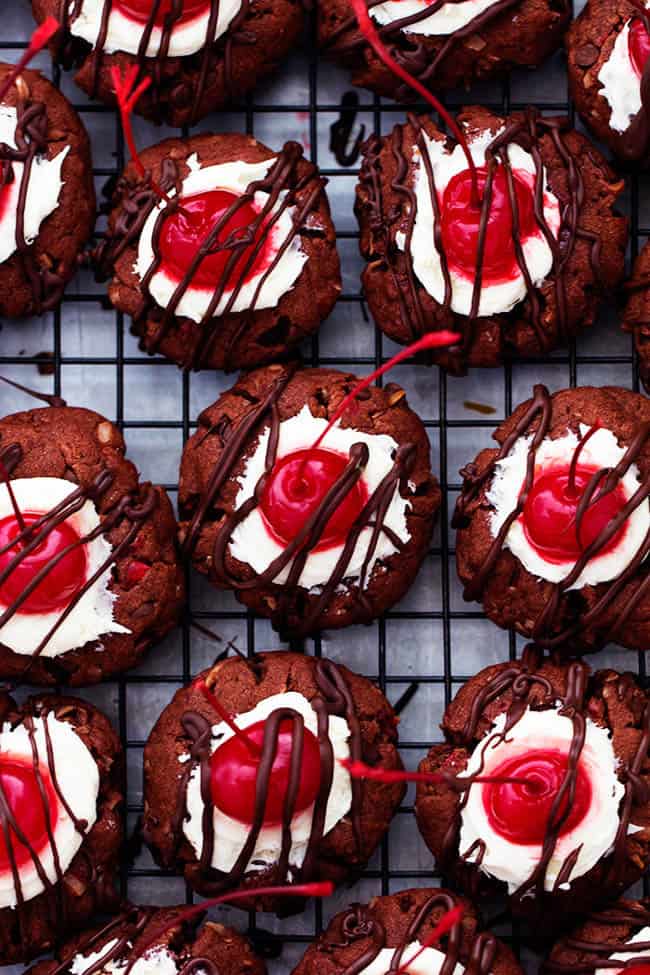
<box><xmin>210</xmin><ymin>718</ymin><xmax>321</xmax><ymax>824</ymax></box>
<box><xmin>0</xmin><ymin>755</ymin><xmax>59</xmax><ymax>871</ymax></box>
<box><xmin>114</xmin><ymin>0</ymin><xmax>209</xmax><ymax>27</ymax></box>
<box><xmin>259</xmin><ymin>448</ymin><xmax>369</xmax><ymax>552</ymax></box>
<box><xmin>159</xmin><ymin>189</ymin><xmax>270</xmax><ymax>290</ymax></box>
<box><xmin>0</xmin><ymin>512</ymin><xmax>87</xmax><ymax>615</ymax></box>
<box><xmin>615</xmin><ymin>966</ymin><xmax>650</xmax><ymax>975</ymax></box>
<box><xmin>440</xmin><ymin>165</ymin><xmax>538</xmax><ymax>284</ymax></box>
<box><xmin>483</xmin><ymin>748</ymin><xmax>591</xmax><ymax>845</ymax></box>
<box><xmin>629</xmin><ymin>18</ymin><xmax>650</xmax><ymax>77</ymax></box>
<box><xmin>522</xmin><ymin>466</ymin><xmax>627</xmax><ymax>564</ymax></box>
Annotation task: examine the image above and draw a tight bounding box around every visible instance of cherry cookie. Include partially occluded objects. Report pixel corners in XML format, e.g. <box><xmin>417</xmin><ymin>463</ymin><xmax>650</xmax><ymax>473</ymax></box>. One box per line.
<box><xmin>544</xmin><ymin>899</ymin><xmax>650</xmax><ymax>974</ymax></box>
<box><xmin>0</xmin><ymin>63</ymin><xmax>95</xmax><ymax>319</ymax></box>
<box><xmin>292</xmin><ymin>887</ymin><xmax>523</xmax><ymax>975</ymax></box>
<box><xmin>319</xmin><ymin>0</ymin><xmax>569</xmax><ymax>101</ymax></box>
<box><xmin>0</xmin><ymin>396</ymin><xmax>184</xmax><ymax>685</ymax></box>
<box><xmin>178</xmin><ymin>363</ymin><xmax>440</xmax><ymax>636</ymax></box>
<box><xmin>96</xmin><ymin>133</ymin><xmax>341</xmax><ymax>373</ymax></box>
<box><xmin>567</xmin><ymin>0</ymin><xmax>650</xmax><ymax>165</ymax></box>
<box><xmin>143</xmin><ymin>651</ymin><xmax>405</xmax><ymax>912</ymax></box>
<box><xmin>622</xmin><ymin>240</ymin><xmax>650</xmax><ymax>393</ymax></box>
<box><xmin>0</xmin><ymin>690</ymin><xmax>122</xmax><ymax>963</ymax></box>
<box><xmin>32</xmin><ymin>0</ymin><xmax>303</xmax><ymax>126</ymax></box>
<box><xmin>25</xmin><ymin>903</ymin><xmax>265</xmax><ymax>975</ymax></box>
<box><xmin>414</xmin><ymin>647</ymin><xmax>650</xmax><ymax>924</ymax></box>
<box><xmin>453</xmin><ymin>384</ymin><xmax>650</xmax><ymax>653</ymax></box>
<box><xmin>356</xmin><ymin>106</ymin><xmax>627</xmax><ymax>372</ymax></box>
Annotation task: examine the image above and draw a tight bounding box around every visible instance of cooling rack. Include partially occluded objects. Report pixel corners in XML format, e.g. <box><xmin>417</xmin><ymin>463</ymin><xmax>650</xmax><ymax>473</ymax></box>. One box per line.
<box><xmin>2</xmin><ymin>0</ymin><xmax>649</xmax><ymax>971</ymax></box>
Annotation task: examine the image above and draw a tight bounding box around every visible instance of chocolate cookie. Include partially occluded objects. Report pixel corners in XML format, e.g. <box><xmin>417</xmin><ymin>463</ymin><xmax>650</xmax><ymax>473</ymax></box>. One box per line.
<box><xmin>414</xmin><ymin>646</ymin><xmax>650</xmax><ymax>925</ymax></box>
<box><xmin>355</xmin><ymin>107</ymin><xmax>627</xmax><ymax>372</ymax></box>
<box><xmin>32</xmin><ymin>0</ymin><xmax>303</xmax><ymax>126</ymax></box>
<box><xmin>25</xmin><ymin>904</ymin><xmax>266</xmax><ymax>975</ymax></box>
<box><xmin>0</xmin><ymin>396</ymin><xmax>185</xmax><ymax>685</ymax></box>
<box><xmin>96</xmin><ymin>133</ymin><xmax>341</xmax><ymax>372</ymax></box>
<box><xmin>0</xmin><ymin>63</ymin><xmax>95</xmax><ymax>318</ymax></box>
<box><xmin>178</xmin><ymin>363</ymin><xmax>440</xmax><ymax>636</ymax></box>
<box><xmin>567</xmin><ymin>0</ymin><xmax>650</xmax><ymax>165</ymax></box>
<box><xmin>143</xmin><ymin>651</ymin><xmax>405</xmax><ymax>913</ymax></box>
<box><xmin>544</xmin><ymin>899</ymin><xmax>650</xmax><ymax>974</ymax></box>
<box><xmin>453</xmin><ymin>384</ymin><xmax>650</xmax><ymax>653</ymax></box>
<box><xmin>622</xmin><ymin>240</ymin><xmax>650</xmax><ymax>393</ymax></box>
<box><xmin>292</xmin><ymin>887</ymin><xmax>523</xmax><ymax>975</ymax></box>
<box><xmin>0</xmin><ymin>690</ymin><xmax>123</xmax><ymax>963</ymax></box>
<box><xmin>319</xmin><ymin>0</ymin><xmax>569</xmax><ymax>100</ymax></box>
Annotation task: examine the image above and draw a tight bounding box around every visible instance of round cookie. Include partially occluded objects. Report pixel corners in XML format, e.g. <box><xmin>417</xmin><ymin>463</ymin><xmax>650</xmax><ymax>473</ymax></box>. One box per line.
<box><xmin>318</xmin><ymin>0</ymin><xmax>569</xmax><ymax>101</ymax></box>
<box><xmin>453</xmin><ymin>384</ymin><xmax>650</xmax><ymax>653</ymax></box>
<box><xmin>544</xmin><ymin>899</ymin><xmax>650</xmax><ymax>974</ymax></box>
<box><xmin>622</xmin><ymin>240</ymin><xmax>650</xmax><ymax>393</ymax></box>
<box><xmin>292</xmin><ymin>887</ymin><xmax>524</xmax><ymax>975</ymax></box>
<box><xmin>414</xmin><ymin>646</ymin><xmax>650</xmax><ymax>925</ymax></box>
<box><xmin>178</xmin><ymin>363</ymin><xmax>440</xmax><ymax>636</ymax></box>
<box><xmin>25</xmin><ymin>904</ymin><xmax>266</xmax><ymax>975</ymax></box>
<box><xmin>143</xmin><ymin>651</ymin><xmax>405</xmax><ymax>913</ymax></box>
<box><xmin>0</xmin><ymin>398</ymin><xmax>185</xmax><ymax>685</ymax></box>
<box><xmin>32</xmin><ymin>0</ymin><xmax>303</xmax><ymax>126</ymax></box>
<box><xmin>0</xmin><ymin>63</ymin><xmax>95</xmax><ymax>318</ymax></box>
<box><xmin>567</xmin><ymin>0</ymin><xmax>650</xmax><ymax>165</ymax></box>
<box><xmin>0</xmin><ymin>690</ymin><xmax>123</xmax><ymax>963</ymax></box>
<box><xmin>96</xmin><ymin>133</ymin><xmax>341</xmax><ymax>372</ymax></box>
<box><xmin>355</xmin><ymin>106</ymin><xmax>627</xmax><ymax>372</ymax></box>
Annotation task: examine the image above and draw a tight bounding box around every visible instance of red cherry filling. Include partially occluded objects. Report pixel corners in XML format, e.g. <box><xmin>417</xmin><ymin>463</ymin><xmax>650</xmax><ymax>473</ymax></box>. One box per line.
<box><xmin>0</xmin><ymin>755</ymin><xmax>59</xmax><ymax>871</ymax></box>
<box><xmin>114</xmin><ymin>0</ymin><xmax>209</xmax><ymax>27</ymax></box>
<box><xmin>483</xmin><ymin>748</ymin><xmax>591</xmax><ymax>845</ymax></box>
<box><xmin>259</xmin><ymin>448</ymin><xmax>369</xmax><ymax>552</ymax></box>
<box><xmin>159</xmin><ymin>189</ymin><xmax>272</xmax><ymax>291</ymax></box>
<box><xmin>210</xmin><ymin>719</ymin><xmax>321</xmax><ymax>824</ymax></box>
<box><xmin>521</xmin><ymin>465</ymin><xmax>627</xmax><ymax>564</ymax></box>
<box><xmin>0</xmin><ymin>512</ymin><xmax>87</xmax><ymax>615</ymax></box>
<box><xmin>629</xmin><ymin>18</ymin><xmax>650</xmax><ymax>77</ymax></box>
<box><xmin>440</xmin><ymin>165</ymin><xmax>538</xmax><ymax>284</ymax></box>
<box><xmin>616</xmin><ymin>967</ymin><xmax>650</xmax><ymax>975</ymax></box>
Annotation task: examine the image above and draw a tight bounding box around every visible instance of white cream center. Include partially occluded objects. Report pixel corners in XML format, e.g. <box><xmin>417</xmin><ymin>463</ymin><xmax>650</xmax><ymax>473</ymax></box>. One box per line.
<box><xmin>371</xmin><ymin>0</ymin><xmax>502</xmax><ymax>37</ymax></box>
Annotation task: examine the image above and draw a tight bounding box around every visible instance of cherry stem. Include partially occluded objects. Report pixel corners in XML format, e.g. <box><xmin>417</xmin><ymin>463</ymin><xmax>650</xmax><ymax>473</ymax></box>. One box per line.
<box><xmin>349</xmin><ymin>0</ymin><xmax>480</xmax><ymax>208</ymax></box>
<box><xmin>567</xmin><ymin>421</ymin><xmax>601</xmax><ymax>498</ymax></box>
<box><xmin>392</xmin><ymin>905</ymin><xmax>465</xmax><ymax>975</ymax></box>
<box><xmin>0</xmin><ymin>17</ymin><xmax>60</xmax><ymax>105</ymax></box>
<box><xmin>195</xmin><ymin>677</ymin><xmax>263</xmax><ymax>758</ymax></box>
<box><xmin>341</xmin><ymin>758</ymin><xmax>534</xmax><ymax>790</ymax></box>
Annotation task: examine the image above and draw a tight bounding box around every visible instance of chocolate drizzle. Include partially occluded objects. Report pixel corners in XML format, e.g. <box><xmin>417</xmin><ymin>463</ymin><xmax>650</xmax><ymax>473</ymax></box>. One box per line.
<box><xmin>544</xmin><ymin>901</ymin><xmax>650</xmax><ymax>974</ymax></box>
<box><xmin>452</xmin><ymin>384</ymin><xmax>650</xmax><ymax>650</ymax></box>
<box><xmin>95</xmin><ymin>143</ymin><xmax>326</xmax><ymax>371</ymax></box>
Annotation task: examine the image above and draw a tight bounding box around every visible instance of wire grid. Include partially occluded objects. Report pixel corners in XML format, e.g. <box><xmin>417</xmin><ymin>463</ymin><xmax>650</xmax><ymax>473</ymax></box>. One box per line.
<box><xmin>2</xmin><ymin>0</ymin><xmax>650</xmax><ymax>970</ymax></box>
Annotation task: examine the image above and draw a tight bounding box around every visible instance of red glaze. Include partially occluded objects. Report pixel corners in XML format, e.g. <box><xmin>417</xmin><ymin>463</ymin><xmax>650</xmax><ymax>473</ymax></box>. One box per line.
<box><xmin>159</xmin><ymin>189</ymin><xmax>271</xmax><ymax>290</ymax></box>
<box><xmin>616</xmin><ymin>967</ymin><xmax>650</xmax><ymax>975</ymax></box>
<box><xmin>0</xmin><ymin>180</ymin><xmax>12</xmax><ymax>223</ymax></box>
<box><xmin>483</xmin><ymin>748</ymin><xmax>591</xmax><ymax>845</ymax></box>
<box><xmin>259</xmin><ymin>448</ymin><xmax>369</xmax><ymax>552</ymax></box>
<box><xmin>125</xmin><ymin>560</ymin><xmax>149</xmax><ymax>588</ymax></box>
<box><xmin>522</xmin><ymin>466</ymin><xmax>627</xmax><ymax>564</ymax></box>
<box><xmin>629</xmin><ymin>18</ymin><xmax>650</xmax><ymax>77</ymax></box>
<box><xmin>114</xmin><ymin>0</ymin><xmax>209</xmax><ymax>27</ymax></box>
<box><xmin>0</xmin><ymin>755</ymin><xmax>59</xmax><ymax>871</ymax></box>
<box><xmin>0</xmin><ymin>512</ymin><xmax>87</xmax><ymax>615</ymax></box>
<box><xmin>440</xmin><ymin>165</ymin><xmax>538</xmax><ymax>284</ymax></box>
<box><xmin>210</xmin><ymin>718</ymin><xmax>321</xmax><ymax>824</ymax></box>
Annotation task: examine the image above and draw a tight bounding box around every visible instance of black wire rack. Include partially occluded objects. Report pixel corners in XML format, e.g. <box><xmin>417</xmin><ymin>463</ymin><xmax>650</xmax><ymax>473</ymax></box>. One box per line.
<box><xmin>2</xmin><ymin>0</ymin><xmax>650</xmax><ymax>970</ymax></box>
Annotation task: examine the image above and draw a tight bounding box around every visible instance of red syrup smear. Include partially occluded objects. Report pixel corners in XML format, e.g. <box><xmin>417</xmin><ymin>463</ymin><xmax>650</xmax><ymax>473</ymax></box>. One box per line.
<box><xmin>617</xmin><ymin>967</ymin><xmax>650</xmax><ymax>975</ymax></box>
<box><xmin>391</xmin><ymin>905</ymin><xmax>465</xmax><ymax>975</ymax></box>
<box><xmin>482</xmin><ymin>748</ymin><xmax>592</xmax><ymax>846</ymax></box>
<box><xmin>114</xmin><ymin>0</ymin><xmax>209</xmax><ymax>27</ymax></box>
<box><xmin>629</xmin><ymin>18</ymin><xmax>650</xmax><ymax>78</ymax></box>
<box><xmin>0</xmin><ymin>511</ymin><xmax>87</xmax><ymax>615</ymax></box>
<box><xmin>0</xmin><ymin>754</ymin><xmax>59</xmax><ymax>872</ymax></box>
<box><xmin>441</xmin><ymin>165</ymin><xmax>537</xmax><ymax>284</ymax></box>
<box><xmin>349</xmin><ymin>0</ymin><xmax>480</xmax><ymax>206</ymax></box>
<box><xmin>0</xmin><ymin>18</ymin><xmax>60</xmax><ymax>106</ymax></box>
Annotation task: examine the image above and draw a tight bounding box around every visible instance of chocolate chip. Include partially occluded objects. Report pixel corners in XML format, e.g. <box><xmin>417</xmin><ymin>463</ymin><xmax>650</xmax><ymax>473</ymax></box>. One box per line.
<box><xmin>575</xmin><ymin>42</ymin><xmax>599</xmax><ymax>67</ymax></box>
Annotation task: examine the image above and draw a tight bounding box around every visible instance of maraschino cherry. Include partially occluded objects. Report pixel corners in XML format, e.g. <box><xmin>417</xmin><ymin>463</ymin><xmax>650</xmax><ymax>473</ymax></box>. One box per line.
<box><xmin>482</xmin><ymin>748</ymin><xmax>591</xmax><ymax>845</ymax></box>
<box><xmin>629</xmin><ymin>18</ymin><xmax>650</xmax><ymax>78</ymax></box>
<box><xmin>615</xmin><ymin>966</ymin><xmax>650</xmax><ymax>975</ymax></box>
<box><xmin>114</xmin><ymin>0</ymin><xmax>209</xmax><ymax>27</ymax></box>
<box><xmin>0</xmin><ymin>755</ymin><xmax>58</xmax><ymax>871</ymax></box>
<box><xmin>0</xmin><ymin>512</ymin><xmax>86</xmax><ymax>615</ymax></box>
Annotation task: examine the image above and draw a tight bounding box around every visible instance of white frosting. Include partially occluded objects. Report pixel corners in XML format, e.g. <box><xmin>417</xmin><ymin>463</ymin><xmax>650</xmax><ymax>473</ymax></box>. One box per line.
<box><xmin>0</xmin><ymin>713</ymin><xmax>99</xmax><ymax>909</ymax></box>
<box><xmin>598</xmin><ymin>21</ymin><xmax>643</xmax><ymax>134</ymax></box>
<box><xmin>458</xmin><ymin>707</ymin><xmax>625</xmax><ymax>893</ymax></box>
<box><xmin>228</xmin><ymin>405</ymin><xmax>411</xmax><ymax>590</ymax></box>
<box><xmin>400</xmin><ymin>126</ymin><xmax>561</xmax><ymax>318</ymax></box>
<box><xmin>357</xmin><ymin>944</ymin><xmax>464</xmax><ymax>975</ymax></box>
<box><xmin>487</xmin><ymin>425</ymin><xmax>650</xmax><ymax>588</ymax></box>
<box><xmin>71</xmin><ymin>943</ymin><xmax>180</xmax><ymax>975</ymax></box>
<box><xmin>0</xmin><ymin>106</ymin><xmax>69</xmax><ymax>266</ymax></box>
<box><xmin>0</xmin><ymin>477</ymin><xmax>130</xmax><ymax>658</ymax></box>
<box><xmin>596</xmin><ymin>927</ymin><xmax>650</xmax><ymax>975</ymax></box>
<box><xmin>183</xmin><ymin>690</ymin><xmax>352</xmax><ymax>875</ymax></box>
<box><xmin>135</xmin><ymin>155</ymin><xmax>308</xmax><ymax>323</ymax></box>
<box><xmin>371</xmin><ymin>0</ymin><xmax>500</xmax><ymax>37</ymax></box>
<box><xmin>68</xmin><ymin>0</ymin><xmax>242</xmax><ymax>58</ymax></box>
